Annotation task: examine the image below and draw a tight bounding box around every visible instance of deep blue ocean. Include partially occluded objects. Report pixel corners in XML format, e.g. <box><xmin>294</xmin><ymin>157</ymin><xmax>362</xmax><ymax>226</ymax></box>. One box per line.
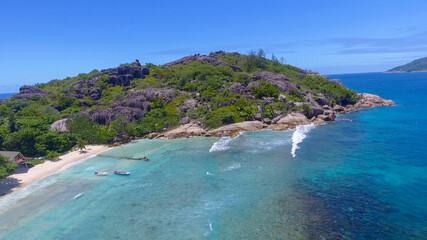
<box><xmin>0</xmin><ymin>72</ymin><xmax>426</xmax><ymax>239</ymax></box>
<box><xmin>0</xmin><ymin>93</ymin><xmax>14</xmax><ymax>99</ymax></box>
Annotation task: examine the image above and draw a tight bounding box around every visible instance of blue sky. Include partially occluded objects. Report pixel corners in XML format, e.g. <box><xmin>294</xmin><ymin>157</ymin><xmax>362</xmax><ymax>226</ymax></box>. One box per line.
<box><xmin>1</xmin><ymin>0</ymin><xmax>427</xmax><ymax>93</ymax></box>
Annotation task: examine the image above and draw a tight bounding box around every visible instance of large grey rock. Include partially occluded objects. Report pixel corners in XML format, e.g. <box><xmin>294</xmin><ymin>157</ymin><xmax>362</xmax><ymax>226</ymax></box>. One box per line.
<box><xmin>131</xmin><ymin>88</ymin><xmax>178</xmax><ymax>102</ymax></box>
<box><xmin>179</xmin><ymin>117</ymin><xmax>191</xmax><ymax>125</ymax></box>
<box><xmin>13</xmin><ymin>85</ymin><xmax>48</xmax><ymax>100</ymax></box>
<box><xmin>251</xmin><ymin>71</ymin><xmax>298</xmax><ymax>93</ymax></box>
<box><xmin>286</xmin><ymin>101</ymin><xmax>295</xmax><ymax>111</ymax></box>
<box><xmin>315</xmin><ymin>93</ymin><xmax>330</xmax><ymax>106</ymax></box>
<box><xmin>227</xmin><ymin>83</ymin><xmax>248</xmax><ymax>95</ymax></box>
<box><xmin>50</xmin><ymin>119</ymin><xmax>69</xmax><ymax>133</ymax></box>
<box><xmin>89</xmin><ymin>88</ymin><xmax>102</xmax><ymax>100</ymax></box>
<box><xmin>208</xmin><ymin>121</ymin><xmax>267</xmax><ymax>137</ymax></box>
<box><xmin>177</xmin><ymin>98</ymin><xmax>197</xmax><ymax>113</ymax></box>
<box><xmin>330</xmin><ymin>79</ymin><xmax>342</xmax><ymax>86</ymax></box>
<box><xmin>112</xmin><ymin>95</ymin><xmax>151</xmax><ymax>111</ymax></box>
<box><xmin>247</xmin><ymin>81</ymin><xmax>262</xmax><ymax>89</ymax></box>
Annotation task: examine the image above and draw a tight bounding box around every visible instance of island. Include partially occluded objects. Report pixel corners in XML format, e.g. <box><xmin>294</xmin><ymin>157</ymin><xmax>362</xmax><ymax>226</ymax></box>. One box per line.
<box><xmin>386</xmin><ymin>56</ymin><xmax>427</xmax><ymax>72</ymax></box>
<box><xmin>0</xmin><ymin>50</ymin><xmax>394</xmax><ymax>181</ymax></box>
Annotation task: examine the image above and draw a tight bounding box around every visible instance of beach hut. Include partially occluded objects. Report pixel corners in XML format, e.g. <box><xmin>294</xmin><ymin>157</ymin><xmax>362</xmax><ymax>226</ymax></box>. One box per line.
<box><xmin>0</xmin><ymin>151</ymin><xmax>27</xmax><ymax>166</ymax></box>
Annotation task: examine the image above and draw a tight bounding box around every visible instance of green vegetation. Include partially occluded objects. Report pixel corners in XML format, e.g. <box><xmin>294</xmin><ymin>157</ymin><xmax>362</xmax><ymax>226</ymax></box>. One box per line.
<box><xmin>26</xmin><ymin>158</ymin><xmax>45</xmax><ymax>166</ymax></box>
<box><xmin>0</xmin><ymin>155</ymin><xmax>15</xmax><ymax>180</ymax></box>
<box><xmin>302</xmin><ymin>75</ymin><xmax>359</xmax><ymax>105</ymax></box>
<box><xmin>387</xmin><ymin>57</ymin><xmax>427</xmax><ymax>72</ymax></box>
<box><xmin>0</xmin><ymin>50</ymin><xmax>362</xmax><ymax>180</ymax></box>
<box><xmin>249</xmin><ymin>81</ymin><xmax>280</xmax><ymax>99</ymax></box>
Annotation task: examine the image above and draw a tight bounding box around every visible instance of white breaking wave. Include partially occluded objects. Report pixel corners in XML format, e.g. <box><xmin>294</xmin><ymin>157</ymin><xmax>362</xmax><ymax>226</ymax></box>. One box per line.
<box><xmin>209</xmin><ymin>133</ymin><xmax>242</xmax><ymax>152</ymax></box>
<box><xmin>73</xmin><ymin>192</ymin><xmax>84</xmax><ymax>200</ymax></box>
<box><xmin>209</xmin><ymin>137</ymin><xmax>232</xmax><ymax>152</ymax></box>
<box><xmin>0</xmin><ymin>178</ymin><xmax>58</xmax><ymax>213</ymax></box>
<box><xmin>224</xmin><ymin>162</ymin><xmax>241</xmax><ymax>172</ymax></box>
<box><xmin>291</xmin><ymin>123</ymin><xmax>316</xmax><ymax>157</ymax></box>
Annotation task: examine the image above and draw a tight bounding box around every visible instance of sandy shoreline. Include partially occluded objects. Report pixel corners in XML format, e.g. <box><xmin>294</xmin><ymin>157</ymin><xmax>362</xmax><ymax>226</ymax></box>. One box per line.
<box><xmin>0</xmin><ymin>145</ymin><xmax>111</xmax><ymax>197</ymax></box>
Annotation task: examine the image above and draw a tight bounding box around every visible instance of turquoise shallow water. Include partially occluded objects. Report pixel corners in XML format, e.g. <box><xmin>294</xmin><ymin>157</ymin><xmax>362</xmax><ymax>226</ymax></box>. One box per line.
<box><xmin>0</xmin><ymin>72</ymin><xmax>426</xmax><ymax>239</ymax></box>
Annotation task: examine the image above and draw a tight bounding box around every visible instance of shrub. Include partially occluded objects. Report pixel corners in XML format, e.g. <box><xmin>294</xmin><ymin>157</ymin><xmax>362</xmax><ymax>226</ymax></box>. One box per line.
<box><xmin>249</xmin><ymin>80</ymin><xmax>280</xmax><ymax>99</ymax></box>
<box><xmin>287</xmin><ymin>89</ymin><xmax>307</xmax><ymax>102</ymax></box>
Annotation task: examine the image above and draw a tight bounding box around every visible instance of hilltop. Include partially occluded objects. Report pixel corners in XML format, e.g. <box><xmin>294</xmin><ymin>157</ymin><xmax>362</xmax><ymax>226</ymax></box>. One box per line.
<box><xmin>0</xmin><ymin>50</ymin><xmax>394</xmax><ymax>165</ymax></box>
<box><xmin>386</xmin><ymin>57</ymin><xmax>427</xmax><ymax>72</ymax></box>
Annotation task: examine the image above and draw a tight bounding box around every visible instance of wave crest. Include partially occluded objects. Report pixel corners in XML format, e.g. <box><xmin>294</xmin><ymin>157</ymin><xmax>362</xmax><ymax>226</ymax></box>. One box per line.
<box><xmin>291</xmin><ymin>123</ymin><xmax>316</xmax><ymax>157</ymax></box>
<box><xmin>209</xmin><ymin>133</ymin><xmax>242</xmax><ymax>152</ymax></box>
<box><xmin>224</xmin><ymin>162</ymin><xmax>241</xmax><ymax>172</ymax></box>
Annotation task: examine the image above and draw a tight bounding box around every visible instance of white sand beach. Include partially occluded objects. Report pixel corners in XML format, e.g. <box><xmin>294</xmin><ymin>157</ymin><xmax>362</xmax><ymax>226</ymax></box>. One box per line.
<box><xmin>0</xmin><ymin>145</ymin><xmax>111</xmax><ymax>196</ymax></box>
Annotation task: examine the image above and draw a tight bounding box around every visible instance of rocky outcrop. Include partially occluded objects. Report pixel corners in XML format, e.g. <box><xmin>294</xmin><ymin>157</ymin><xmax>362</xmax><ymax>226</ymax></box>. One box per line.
<box><xmin>131</xmin><ymin>88</ymin><xmax>178</xmax><ymax>102</ymax></box>
<box><xmin>159</xmin><ymin>122</ymin><xmax>207</xmax><ymax>139</ymax></box>
<box><xmin>102</xmin><ymin>60</ymin><xmax>149</xmax><ymax>87</ymax></box>
<box><xmin>13</xmin><ymin>85</ymin><xmax>48</xmax><ymax>100</ymax></box>
<box><xmin>329</xmin><ymin>79</ymin><xmax>342</xmax><ymax>86</ymax></box>
<box><xmin>207</xmin><ymin>121</ymin><xmax>267</xmax><ymax>137</ymax></box>
<box><xmin>112</xmin><ymin>95</ymin><xmax>151</xmax><ymax>112</ymax></box>
<box><xmin>164</xmin><ymin>54</ymin><xmax>242</xmax><ymax>72</ymax></box>
<box><xmin>177</xmin><ymin>98</ymin><xmax>197</xmax><ymax>113</ymax></box>
<box><xmin>315</xmin><ymin>93</ymin><xmax>330</xmax><ymax>106</ymax></box>
<box><xmin>353</xmin><ymin>93</ymin><xmax>395</xmax><ymax>108</ymax></box>
<box><xmin>89</xmin><ymin>88</ymin><xmax>102</xmax><ymax>100</ymax></box>
<box><xmin>50</xmin><ymin>118</ymin><xmax>69</xmax><ymax>133</ymax></box>
<box><xmin>80</xmin><ymin>106</ymin><xmax>146</xmax><ymax>125</ymax></box>
<box><xmin>268</xmin><ymin>113</ymin><xmax>310</xmax><ymax>130</ymax></box>
<box><xmin>227</xmin><ymin>83</ymin><xmax>248</xmax><ymax>95</ymax></box>
<box><xmin>251</xmin><ymin>71</ymin><xmax>298</xmax><ymax>93</ymax></box>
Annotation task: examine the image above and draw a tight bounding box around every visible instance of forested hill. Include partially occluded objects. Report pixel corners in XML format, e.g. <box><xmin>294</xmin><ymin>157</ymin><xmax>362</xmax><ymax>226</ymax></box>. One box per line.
<box><xmin>0</xmin><ymin>50</ymin><xmax>359</xmax><ymax>161</ymax></box>
<box><xmin>386</xmin><ymin>57</ymin><xmax>427</xmax><ymax>72</ymax></box>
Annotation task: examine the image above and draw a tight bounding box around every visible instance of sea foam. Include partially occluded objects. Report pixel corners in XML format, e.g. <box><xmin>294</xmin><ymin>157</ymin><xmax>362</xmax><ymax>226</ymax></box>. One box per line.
<box><xmin>209</xmin><ymin>133</ymin><xmax>242</xmax><ymax>152</ymax></box>
<box><xmin>224</xmin><ymin>162</ymin><xmax>242</xmax><ymax>172</ymax></box>
<box><xmin>291</xmin><ymin>123</ymin><xmax>316</xmax><ymax>157</ymax></box>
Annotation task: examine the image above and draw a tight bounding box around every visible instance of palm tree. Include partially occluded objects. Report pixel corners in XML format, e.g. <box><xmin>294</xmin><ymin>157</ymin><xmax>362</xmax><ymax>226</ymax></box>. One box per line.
<box><xmin>76</xmin><ymin>138</ymin><xmax>87</xmax><ymax>152</ymax></box>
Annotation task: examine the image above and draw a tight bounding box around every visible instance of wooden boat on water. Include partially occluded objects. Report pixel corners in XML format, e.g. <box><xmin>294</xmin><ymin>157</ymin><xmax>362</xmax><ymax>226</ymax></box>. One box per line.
<box><xmin>138</xmin><ymin>156</ymin><xmax>149</xmax><ymax>161</ymax></box>
<box><xmin>114</xmin><ymin>171</ymin><xmax>130</xmax><ymax>175</ymax></box>
<box><xmin>94</xmin><ymin>172</ymin><xmax>108</xmax><ymax>176</ymax></box>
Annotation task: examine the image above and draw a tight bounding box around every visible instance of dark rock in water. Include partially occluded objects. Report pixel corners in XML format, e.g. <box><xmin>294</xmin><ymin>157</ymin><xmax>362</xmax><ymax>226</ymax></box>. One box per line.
<box><xmin>251</xmin><ymin>71</ymin><xmax>298</xmax><ymax>93</ymax></box>
<box><xmin>227</xmin><ymin>83</ymin><xmax>248</xmax><ymax>95</ymax></box>
<box><xmin>13</xmin><ymin>85</ymin><xmax>48</xmax><ymax>100</ymax></box>
<box><xmin>164</xmin><ymin>54</ymin><xmax>242</xmax><ymax>72</ymax></box>
<box><xmin>142</xmin><ymin>67</ymin><xmax>150</xmax><ymax>76</ymax></box>
<box><xmin>89</xmin><ymin>87</ymin><xmax>102</xmax><ymax>100</ymax></box>
<box><xmin>131</xmin><ymin>88</ymin><xmax>178</xmax><ymax>102</ymax></box>
<box><xmin>179</xmin><ymin>116</ymin><xmax>191</xmax><ymax>125</ymax></box>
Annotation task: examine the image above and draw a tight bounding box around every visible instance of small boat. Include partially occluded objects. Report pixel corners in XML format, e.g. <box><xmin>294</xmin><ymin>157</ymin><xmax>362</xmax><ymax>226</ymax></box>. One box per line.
<box><xmin>138</xmin><ymin>156</ymin><xmax>149</xmax><ymax>161</ymax></box>
<box><xmin>114</xmin><ymin>171</ymin><xmax>130</xmax><ymax>175</ymax></box>
<box><xmin>94</xmin><ymin>172</ymin><xmax>108</xmax><ymax>176</ymax></box>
